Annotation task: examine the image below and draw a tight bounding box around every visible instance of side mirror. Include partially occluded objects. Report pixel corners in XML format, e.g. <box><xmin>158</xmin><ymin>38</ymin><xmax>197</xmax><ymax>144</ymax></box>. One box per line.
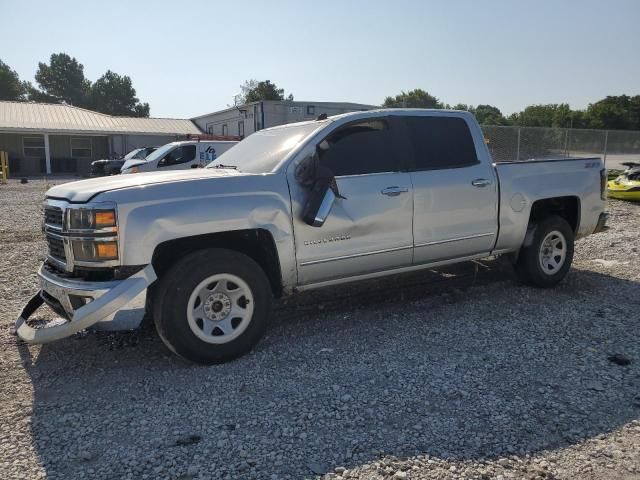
<box><xmin>302</xmin><ymin>180</ymin><xmax>336</xmax><ymax>227</ymax></box>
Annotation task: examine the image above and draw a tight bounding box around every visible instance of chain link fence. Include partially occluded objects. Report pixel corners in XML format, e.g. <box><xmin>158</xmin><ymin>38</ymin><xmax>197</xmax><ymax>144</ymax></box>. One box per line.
<box><xmin>481</xmin><ymin>125</ymin><xmax>640</xmax><ymax>170</ymax></box>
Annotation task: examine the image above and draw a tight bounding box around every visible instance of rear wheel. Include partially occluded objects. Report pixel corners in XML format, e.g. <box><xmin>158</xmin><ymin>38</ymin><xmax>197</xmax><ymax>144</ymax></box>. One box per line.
<box><xmin>153</xmin><ymin>248</ymin><xmax>272</xmax><ymax>364</ymax></box>
<box><xmin>515</xmin><ymin>215</ymin><xmax>574</xmax><ymax>288</ymax></box>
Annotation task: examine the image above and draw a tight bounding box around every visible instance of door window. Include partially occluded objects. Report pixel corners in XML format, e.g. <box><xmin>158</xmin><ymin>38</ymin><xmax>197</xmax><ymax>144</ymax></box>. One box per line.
<box><xmin>157</xmin><ymin>145</ymin><xmax>196</xmax><ymax>167</ymax></box>
<box><xmin>319</xmin><ymin>120</ymin><xmax>398</xmax><ymax>176</ymax></box>
<box><xmin>404</xmin><ymin>116</ymin><xmax>479</xmax><ymax>171</ymax></box>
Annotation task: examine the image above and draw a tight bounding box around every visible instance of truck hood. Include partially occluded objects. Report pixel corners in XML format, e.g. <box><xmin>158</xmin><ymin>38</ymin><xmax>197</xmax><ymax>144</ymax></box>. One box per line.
<box><xmin>47</xmin><ymin>168</ymin><xmax>244</xmax><ymax>203</ymax></box>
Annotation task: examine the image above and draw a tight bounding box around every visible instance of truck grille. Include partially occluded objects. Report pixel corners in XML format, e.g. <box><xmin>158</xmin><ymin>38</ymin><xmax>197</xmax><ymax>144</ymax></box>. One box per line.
<box><xmin>46</xmin><ymin>234</ymin><xmax>66</xmax><ymax>262</ymax></box>
<box><xmin>44</xmin><ymin>206</ymin><xmax>63</xmax><ymax>227</ymax></box>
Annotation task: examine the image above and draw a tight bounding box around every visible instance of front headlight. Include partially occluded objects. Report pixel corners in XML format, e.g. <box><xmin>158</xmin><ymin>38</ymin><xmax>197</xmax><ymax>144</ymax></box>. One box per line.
<box><xmin>69</xmin><ymin>208</ymin><xmax>117</xmax><ymax>231</ymax></box>
<box><xmin>72</xmin><ymin>240</ymin><xmax>119</xmax><ymax>262</ymax></box>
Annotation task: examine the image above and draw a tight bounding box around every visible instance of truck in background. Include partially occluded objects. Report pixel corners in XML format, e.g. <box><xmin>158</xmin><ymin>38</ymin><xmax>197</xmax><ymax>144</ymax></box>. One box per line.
<box><xmin>121</xmin><ymin>137</ymin><xmax>239</xmax><ymax>174</ymax></box>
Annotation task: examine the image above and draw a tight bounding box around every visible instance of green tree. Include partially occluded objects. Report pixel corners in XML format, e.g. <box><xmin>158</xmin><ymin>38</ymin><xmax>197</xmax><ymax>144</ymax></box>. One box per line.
<box><xmin>473</xmin><ymin>104</ymin><xmax>509</xmax><ymax>125</ymax></box>
<box><xmin>90</xmin><ymin>70</ymin><xmax>150</xmax><ymax>117</ymax></box>
<box><xmin>511</xmin><ymin>104</ymin><xmax>574</xmax><ymax>128</ymax></box>
<box><xmin>382</xmin><ymin>89</ymin><xmax>443</xmax><ymax>108</ymax></box>
<box><xmin>451</xmin><ymin>103</ymin><xmax>473</xmax><ymax>112</ymax></box>
<box><xmin>240</xmin><ymin>79</ymin><xmax>290</xmax><ymax>103</ymax></box>
<box><xmin>584</xmin><ymin>95</ymin><xmax>640</xmax><ymax>130</ymax></box>
<box><xmin>0</xmin><ymin>59</ymin><xmax>28</xmax><ymax>101</ymax></box>
<box><xmin>33</xmin><ymin>53</ymin><xmax>91</xmax><ymax>106</ymax></box>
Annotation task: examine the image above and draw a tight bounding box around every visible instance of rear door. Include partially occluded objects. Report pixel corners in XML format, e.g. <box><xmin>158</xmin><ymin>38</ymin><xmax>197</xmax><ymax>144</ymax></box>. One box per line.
<box><xmin>404</xmin><ymin>115</ymin><xmax>498</xmax><ymax>264</ymax></box>
<box><xmin>288</xmin><ymin>117</ymin><xmax>414</xmax><ymax>285</ymax></box>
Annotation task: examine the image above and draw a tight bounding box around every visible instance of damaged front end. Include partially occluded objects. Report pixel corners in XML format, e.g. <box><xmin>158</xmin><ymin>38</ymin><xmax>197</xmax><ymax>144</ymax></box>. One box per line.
<box><xmin>14</xmin><ymin>198</ymin><xmax>157</xmax><ymax>344</ymax></box>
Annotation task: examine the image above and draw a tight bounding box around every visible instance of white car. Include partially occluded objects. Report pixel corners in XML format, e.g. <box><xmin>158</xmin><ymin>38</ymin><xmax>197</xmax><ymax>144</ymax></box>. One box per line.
<box><xmin>121</xmin><ymin>140</ymin><xmax>238</xmax><ymax>173</ymax></box>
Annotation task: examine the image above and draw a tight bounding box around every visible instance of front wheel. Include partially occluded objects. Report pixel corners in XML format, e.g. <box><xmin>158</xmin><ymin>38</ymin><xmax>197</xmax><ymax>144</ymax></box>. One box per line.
<box><xmin>514</xmin><ymin>215</ymin><xmax>575</xmax><ymax>288</ymax></box>
<box><xmin>153</xmin><ymin>249</ymin><xmax>272</xmax><ymax>364</ymax></box>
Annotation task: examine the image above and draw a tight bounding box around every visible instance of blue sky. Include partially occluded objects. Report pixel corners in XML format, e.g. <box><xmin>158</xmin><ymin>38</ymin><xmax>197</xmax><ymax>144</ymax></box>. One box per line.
<box><xmin>2</xmin><ymin>0</ymin><xmax>639</xmax><ymax>118</ymax></box>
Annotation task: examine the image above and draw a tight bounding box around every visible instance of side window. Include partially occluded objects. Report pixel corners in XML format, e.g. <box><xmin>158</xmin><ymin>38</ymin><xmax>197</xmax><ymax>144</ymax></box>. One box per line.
<box><xmin>319</xmin><ymin>120</ymin><xmax>397</xmax><ymax>176</ymax></box>
<box><xmin>405</xmin><ymin>117</ymin><xmax>479</xmax><ymax>171</ymax></box>
<box><xmin>158</xmin><ymin>145</ymin><xmax>196</xmax><ymax>167</ymax></box>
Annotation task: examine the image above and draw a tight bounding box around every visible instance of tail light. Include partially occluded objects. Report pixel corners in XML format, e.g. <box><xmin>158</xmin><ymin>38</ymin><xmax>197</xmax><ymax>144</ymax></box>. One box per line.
<box><xmin>600</xmin><ymin>168</ymin><xmax>607</xmax><ymax>200</ymax></box>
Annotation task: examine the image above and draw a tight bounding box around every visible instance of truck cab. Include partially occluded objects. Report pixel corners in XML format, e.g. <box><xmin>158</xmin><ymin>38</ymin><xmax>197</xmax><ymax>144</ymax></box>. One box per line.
<box><xmin>121</xmin><ymin>140</ymin><xmax>238</xmax><ymax>173</ymax></box>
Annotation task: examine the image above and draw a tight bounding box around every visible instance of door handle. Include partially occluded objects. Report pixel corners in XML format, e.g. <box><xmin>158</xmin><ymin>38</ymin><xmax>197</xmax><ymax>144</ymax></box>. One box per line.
<box><xmin>471</xmin><ymin>178</ymin><xmax>491</xmax><ymax>188</ymax></box>
<box><xmin>381</xmin><ymin>186</ymin><xmax>408</xmax><ymax>196</ymax></box>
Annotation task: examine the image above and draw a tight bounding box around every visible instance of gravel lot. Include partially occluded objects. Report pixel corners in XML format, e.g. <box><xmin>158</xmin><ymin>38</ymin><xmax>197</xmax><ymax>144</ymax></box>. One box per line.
<box><xmin>0</xmin><ymin>178</ymin><xmax>639</xmax><ymax>480</ymax></box>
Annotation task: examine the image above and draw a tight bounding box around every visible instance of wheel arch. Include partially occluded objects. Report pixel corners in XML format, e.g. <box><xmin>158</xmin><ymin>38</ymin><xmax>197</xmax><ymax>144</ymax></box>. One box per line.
<box><xmin>523</xmin><ymin>196</ymin><xmax>580</xmax><ymax>245</ymax></box>
<box><xmin>151</xmin><ymin>229</ymin><xmax>283</xmax><ymax>297</ymax></box>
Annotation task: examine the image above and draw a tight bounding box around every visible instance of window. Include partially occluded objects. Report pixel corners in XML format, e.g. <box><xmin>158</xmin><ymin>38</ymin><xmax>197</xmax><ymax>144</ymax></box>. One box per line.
<box><xmin>157</xmin><ymin>145</ymin><xmax>197</xmax><ymax>168</ymax></box>
<box><xmin>404</xmin><ymin>116</ymin><xmax>478</xmax><ymax>170</ymax></box>
<box><xmin>306</xmin><ymin>105</ymin><xmax>315</xmax><ymax>115</ymax></box>
<box><xmin>319</xmin><ymin>120</ymin><xmax>398</xmax><ymax>176</ymax></box>
<box><xmin>222</xmin><ymin>124</ymin><xmax>228</xmax><ymax>136</ymax></box>
<box><xmin>23</xmin><ymin>137</ymin><xmax>45</xmax><ymax>158</ymax></box>
<box><xmin>207</xmin><ymin>126</ymin><xmax>213</xmax><ymax>134</ymax></box>
<box><xmin>71</xmin><ymin>138</ymin><xmax>92</xmax><ymax>158</ymax></box>
<box><xmin>238</xmin><ymin>121</ymin><xmax>245</xmax><ymax>137</ymax></box>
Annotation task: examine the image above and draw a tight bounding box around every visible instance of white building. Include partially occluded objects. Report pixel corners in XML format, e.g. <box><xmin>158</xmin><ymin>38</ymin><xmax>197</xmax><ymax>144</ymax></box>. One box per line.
<box><xmin>192</xmin><ymin>100</ymin><xmax>376</xmax><ymax>138</ymax></box>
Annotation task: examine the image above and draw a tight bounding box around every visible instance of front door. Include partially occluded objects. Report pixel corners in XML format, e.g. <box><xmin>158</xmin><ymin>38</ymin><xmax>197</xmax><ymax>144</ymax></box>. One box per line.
<box><xmin>288</xmin><ymin>117</ymin><xmax>414</xmax><ymax>285</ymax></box>
<box><xmin>156</xmin><ymin>144</ymin><xmax>198</xmax><ymax>170</ymax></box>
<box><xmin>403</xmin><ymin>115</ymin><xmax>498</xmax><ymax>264</ymax></box>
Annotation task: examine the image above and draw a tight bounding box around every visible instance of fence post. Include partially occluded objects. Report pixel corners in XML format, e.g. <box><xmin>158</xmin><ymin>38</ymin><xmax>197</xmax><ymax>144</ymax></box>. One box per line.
<box><xmin>603</xmin><ymin>130</ymin><xmax>609</xmax><ymax>166</ymax></box>
<box><xmin>516</xmin><ymin>128</ymin><xmax>521</xmax><ymax>161</ymax></box>
<box><xmin>563</xmin><ymin>129</ymin><xmax>569</xmax><ymax>157</ymax></box>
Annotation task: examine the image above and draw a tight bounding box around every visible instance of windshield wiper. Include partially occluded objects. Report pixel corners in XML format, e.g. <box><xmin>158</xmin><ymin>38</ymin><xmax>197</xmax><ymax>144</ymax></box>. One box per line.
<box><xmin>212</xmin><ymin>164</ymin><xmax>238</xmax><ymax>170</ymax></box>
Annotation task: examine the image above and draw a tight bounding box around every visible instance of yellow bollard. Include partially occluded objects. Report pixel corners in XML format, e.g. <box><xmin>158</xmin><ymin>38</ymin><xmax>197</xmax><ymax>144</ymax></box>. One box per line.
<box><xmin>0</xmin><ymin>151</ymin><xmax>8</xmax><ymax>184</ymax></box>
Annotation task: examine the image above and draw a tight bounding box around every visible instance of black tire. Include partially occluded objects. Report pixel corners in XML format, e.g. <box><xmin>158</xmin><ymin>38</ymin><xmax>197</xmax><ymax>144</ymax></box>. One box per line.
<box><xmin>514</xmin><ymin>215</ymin><xmax>575</xmax><ymax>288</ymax></box>
<box><xmin>153</xmin><ymin>248</ymin><xmax>272</xmax><ymax>364</ymax></box>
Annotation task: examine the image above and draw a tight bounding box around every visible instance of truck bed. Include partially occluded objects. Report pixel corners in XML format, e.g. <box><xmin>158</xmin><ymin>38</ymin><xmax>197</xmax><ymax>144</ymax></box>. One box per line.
<box><xmin>493</xmin><ymin>156</ymin><xmax>605</xmax><ymax>252</ymax></box>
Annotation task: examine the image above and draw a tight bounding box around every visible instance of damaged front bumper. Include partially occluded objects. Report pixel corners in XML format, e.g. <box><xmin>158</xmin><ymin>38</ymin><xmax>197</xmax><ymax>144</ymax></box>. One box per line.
<box><xmin>14</xmin><ymin>264</ymin><xmax>157</xmax><ymax>344</ymax></box>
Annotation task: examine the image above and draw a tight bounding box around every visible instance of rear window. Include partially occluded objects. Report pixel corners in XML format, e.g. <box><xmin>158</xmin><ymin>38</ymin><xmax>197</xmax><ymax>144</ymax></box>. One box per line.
<box><xmin>404</xmin><ymin>116</ymin><xmax>479</xmax><ymax>170</ymax></box>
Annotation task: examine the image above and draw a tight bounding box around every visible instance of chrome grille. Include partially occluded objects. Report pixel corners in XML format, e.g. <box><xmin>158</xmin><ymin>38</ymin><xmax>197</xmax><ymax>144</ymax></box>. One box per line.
<box><xmin>46</xmin><ymin>234</ymin><xmax>66</xmax><ymax>262</ymax></box>
<box><xmin>44</xmin><ymin>206</ymin><xmax>63</xmax><ymax>227</ymax></box>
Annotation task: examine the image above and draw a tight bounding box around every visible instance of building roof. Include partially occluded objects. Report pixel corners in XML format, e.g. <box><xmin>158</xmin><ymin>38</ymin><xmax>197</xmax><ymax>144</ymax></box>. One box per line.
<box><xmin>0</xmin><ymin>101</ymin><xmax>202</xmax><ymax>136</ymax></box>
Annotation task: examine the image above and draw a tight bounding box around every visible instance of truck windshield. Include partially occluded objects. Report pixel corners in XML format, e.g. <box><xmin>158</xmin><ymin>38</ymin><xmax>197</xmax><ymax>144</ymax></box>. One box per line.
<box><xmin>208</xmin><ymin>123</ymin><xmax>322</xmax><ymax>173</ymax></box>
<box><xmin>140</xmin><ymin>143</ymin><xmax>178</xmax><ymax>163</ymax></box>
<box><xmin>123</xmin><ymin>148</ymin><xmax>144</xmax><ymax>160</ymax></box>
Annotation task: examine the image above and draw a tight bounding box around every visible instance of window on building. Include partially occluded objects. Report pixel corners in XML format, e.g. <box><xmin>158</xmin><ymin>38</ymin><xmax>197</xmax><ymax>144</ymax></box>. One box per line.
<box><xmin>238</xmin><ymin>121</ymin><xmax>245</xmax><ymax>137</ymax></box>
<box><xmin>319</xmin><ymin>120</ymin><xmax>398</xmax><ymax>177</ymax></box>
<box><xmin>207</xmin><ymin>126</ymin><xmax>213</xmax><ymax>134</ymax></box>
<box><xmin>23</xmin><ymin>136</ymin><xmax>45</xmax><ymax>158</ymax></box>
<box><xmin>404</xmin><ymin>117</ymin><xmax>478</xmax><ymax>171</ymax></box>
<box><xmin>222</xmin><ymin>124</ymin><xmax>228</xmax><ymax>136</ymax></box>
<box><xmin>306</xmin><ymin>105</ymin><xmax>315</xmax><ymax>115</ymax></box>
<box><xmin>71</xmin><ymin>138</ymin><xmax>92</xmax><ymax>158</ymax></box>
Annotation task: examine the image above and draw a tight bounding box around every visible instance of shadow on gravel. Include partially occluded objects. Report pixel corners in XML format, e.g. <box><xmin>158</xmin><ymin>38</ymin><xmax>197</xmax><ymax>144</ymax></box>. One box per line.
<box><xmin>16</xmin><ymin>261</ymin><xmax>640</xmax><ymax>479</ymax></box>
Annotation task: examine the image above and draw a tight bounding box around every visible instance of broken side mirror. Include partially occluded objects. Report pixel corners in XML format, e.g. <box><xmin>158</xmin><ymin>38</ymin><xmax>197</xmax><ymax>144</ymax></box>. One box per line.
<box><xmin>302</xmin><ymin>179</ymin><xmax>336</xmax><ymax>227</ymax></box>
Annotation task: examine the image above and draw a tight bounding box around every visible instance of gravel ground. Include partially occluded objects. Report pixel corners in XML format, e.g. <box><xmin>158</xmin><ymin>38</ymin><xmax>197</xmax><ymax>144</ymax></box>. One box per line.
<box><xmin>0</xmin><ymin>178</ymin><xmax>639</xmax><ymax>480</ymax></box>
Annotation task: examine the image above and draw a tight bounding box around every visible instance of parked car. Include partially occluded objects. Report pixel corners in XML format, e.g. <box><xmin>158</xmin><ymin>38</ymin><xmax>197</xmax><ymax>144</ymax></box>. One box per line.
<box><xmin>120</xmin><ymin>140</ymin><xmax>238</xmax><ymax>174</ymax></box>
<box><xmin>90</xmin><ymin>147</ymin><xmax>157</xmax><ymax>176</ymax></box>
<box><xmin>16</xmin><ymin>109</ymin><xmax>608</xmax><ymax>364</ymax></box>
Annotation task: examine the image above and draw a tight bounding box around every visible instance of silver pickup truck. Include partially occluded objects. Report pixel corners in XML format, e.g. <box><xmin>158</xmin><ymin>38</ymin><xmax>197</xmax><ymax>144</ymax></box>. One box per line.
<box><xmin>15</xmin><ymin>109</ymin><xmax>608</xmax><ymax>364</ymax></box>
